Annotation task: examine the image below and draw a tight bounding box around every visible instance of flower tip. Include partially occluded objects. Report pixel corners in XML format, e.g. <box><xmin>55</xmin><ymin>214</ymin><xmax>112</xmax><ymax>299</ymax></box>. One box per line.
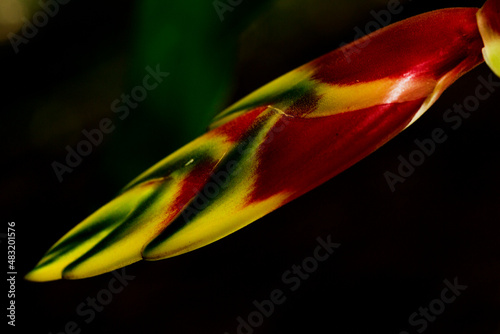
<box><xmin>478</xmin><ymin>0</ymin><xmax>500</xmax><ymax>77</ymax></box>
<box><xmin>24</xmin><ymin>266</ymin><xmax>62</xmax><ymax>282</ymax></box>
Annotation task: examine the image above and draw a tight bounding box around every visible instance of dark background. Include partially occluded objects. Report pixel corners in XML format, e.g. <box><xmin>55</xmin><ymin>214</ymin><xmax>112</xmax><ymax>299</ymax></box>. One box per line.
<box><xmin>1</xmin><ymin>0</ymin><xmax>499</xmax><ymax>333</ymax></box>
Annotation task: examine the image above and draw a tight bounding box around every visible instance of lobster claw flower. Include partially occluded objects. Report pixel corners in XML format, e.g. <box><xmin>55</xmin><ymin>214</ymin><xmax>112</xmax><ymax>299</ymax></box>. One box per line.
<box><xmin>26</xmin><ymin>0</ymin><xmax>500</xmax><ymax>281</ymax></box>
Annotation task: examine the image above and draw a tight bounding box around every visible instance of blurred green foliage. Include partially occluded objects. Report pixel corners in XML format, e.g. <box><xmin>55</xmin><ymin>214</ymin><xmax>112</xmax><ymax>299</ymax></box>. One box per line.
<box><xmin>104</xmin><ymin>0</ymin><xmax>274</xmax><ymax>185</ymax></box>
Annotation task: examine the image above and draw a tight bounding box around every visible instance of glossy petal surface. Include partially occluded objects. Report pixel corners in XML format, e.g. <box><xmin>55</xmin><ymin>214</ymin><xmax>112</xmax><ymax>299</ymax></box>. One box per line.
<box><xmin>27</xmin><ymin>1</ymin><xmax>500</xmax><ymax>281</ymax></box>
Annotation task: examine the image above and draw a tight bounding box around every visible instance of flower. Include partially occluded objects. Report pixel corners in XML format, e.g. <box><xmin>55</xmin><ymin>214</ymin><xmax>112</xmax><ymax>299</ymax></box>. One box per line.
<box><xmin>26</xmin><ymin>0</ymin><xmax>500</xmax><ymax>281</ymax></box>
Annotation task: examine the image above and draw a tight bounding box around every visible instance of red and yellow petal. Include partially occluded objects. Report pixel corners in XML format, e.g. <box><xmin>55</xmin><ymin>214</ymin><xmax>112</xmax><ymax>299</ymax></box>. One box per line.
<box><xmin>26</xmin><ymin>0</ymin><xmax>500</xmax><ymax>281</ymax></box>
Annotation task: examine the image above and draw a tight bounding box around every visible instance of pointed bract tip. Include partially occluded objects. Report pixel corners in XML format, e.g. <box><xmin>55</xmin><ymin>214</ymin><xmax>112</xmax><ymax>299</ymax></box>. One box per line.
<box><xmin>478</xmin><ymin>0</ymin><xmax>500</xmax><ymax>77</ymax></box>
<box><xmin>24</xmin><ymin>266</ymin><xmax>62</xmax><ymax>282</ymax></box>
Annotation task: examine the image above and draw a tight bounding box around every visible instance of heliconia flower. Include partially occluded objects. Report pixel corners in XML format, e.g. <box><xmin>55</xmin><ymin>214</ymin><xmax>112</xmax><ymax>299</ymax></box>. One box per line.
<box><xmin>26</xmin><ymin>0</ymin><xmax>500</xmax><ymax>282</ymax></box>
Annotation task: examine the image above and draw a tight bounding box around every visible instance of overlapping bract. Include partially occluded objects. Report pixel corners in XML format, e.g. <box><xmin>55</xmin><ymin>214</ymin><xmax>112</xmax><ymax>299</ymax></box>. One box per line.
<box><xmin>26</xmin><ymin>0</ymin><xmax>500</xmax><ymax>281</ymax></box>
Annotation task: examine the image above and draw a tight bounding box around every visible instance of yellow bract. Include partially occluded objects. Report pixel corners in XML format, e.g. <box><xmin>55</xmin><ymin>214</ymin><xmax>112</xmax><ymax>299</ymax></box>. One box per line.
<box><xmin>144</xmin><ymin>110</ymin><xmax>291</xmax><ymax>260</ymax></box>
<box><xmin>478</xmin><ymin>3</ymin><xmax>500</xmax><ymax>78</ymax></box>
<box><xmin>209</xmin><ymin>66</ymin><xmax>316</xmax><ymax>129</ymax></box>
<box><xmin>25</xmin><ymin>184</ymin><xmax>158</xmax><ymax>281</ymax></box>
<box><xmin>313</xmin><ymin>76</ymin><xmax>436</xmax><ymax>118</ymax></box>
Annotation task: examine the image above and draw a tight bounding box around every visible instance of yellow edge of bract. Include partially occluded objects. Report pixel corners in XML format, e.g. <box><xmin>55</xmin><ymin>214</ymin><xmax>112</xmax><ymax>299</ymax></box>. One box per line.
<box><xmin>62</xmin><ymin>181</ymin><xmax>184</xmax><ymax>280</ymax></box>
<box><xmin>312</xmin><ymin>76</ymin><xmax>436</xmax><ymax>118</ymax></box>
<box><xmin>482</xmin><ymin>41</ymin><xmax>500</xmax><ymax>78</ymax></box>
<box><xmin>144</xmin><ymin>110</ymin><xmax>286</xmax><ymax>260</ymax></box>
<box><xmin>144</xmin><ymin>192</ymin><xmax>290</xmax><ymax>260</ymax></box>
<box><xmin>24</xmin><ymin>229</ymin><xmax>112</xmax><ymax>282</ymax></box>
<box><xmin>210</xmin><ymin>65</ymin><xmax>316</xmax><ymax>129</ymax></box>
<box><xmin>478</xmin><ymin>5</ymin><xmax>500</xmax><ymax>78</ymax></box>
<box><xmin>25</xmin><ymin>185</ymin><xmax>158</xmax><ymax>282</ymax></box>
<box><xmin>124</xmin><ymin>131</ymin><xmax>232</xmax><ymax>190</ymax></box>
